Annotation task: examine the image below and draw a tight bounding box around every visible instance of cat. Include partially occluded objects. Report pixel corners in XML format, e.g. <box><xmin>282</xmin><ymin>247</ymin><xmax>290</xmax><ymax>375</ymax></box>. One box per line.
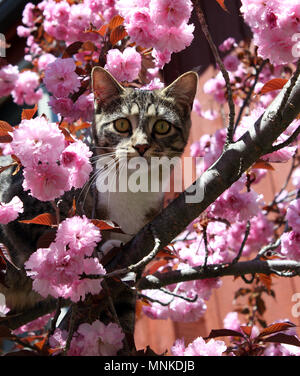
<box><xmin>0</xmin><ymin>67</ymin><xmax>197</xmax><ymax>332</ymax></box>
<box><xmin>91</xmin><ymin>67</ymin><xmax>198</xmax><ymax>248</ymax></box>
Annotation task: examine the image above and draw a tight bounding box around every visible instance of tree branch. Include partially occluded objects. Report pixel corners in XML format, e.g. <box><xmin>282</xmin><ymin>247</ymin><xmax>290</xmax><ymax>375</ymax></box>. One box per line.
<box><xmin>106</xmin><ymin>66</ymin><xmax>300</xmax><ymax>275</ymax></box>
<box><xmin>137</xmin><ymin>258</ymin><xmax>300</xmax><ymax>290</ymax></box>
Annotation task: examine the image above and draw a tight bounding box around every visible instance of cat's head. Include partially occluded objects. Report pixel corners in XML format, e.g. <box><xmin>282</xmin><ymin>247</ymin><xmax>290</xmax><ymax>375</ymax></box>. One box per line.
<box><xmin>91</xmin><ymin>67</ymin><xmax>198</xmax><ymax>161</ymax></box>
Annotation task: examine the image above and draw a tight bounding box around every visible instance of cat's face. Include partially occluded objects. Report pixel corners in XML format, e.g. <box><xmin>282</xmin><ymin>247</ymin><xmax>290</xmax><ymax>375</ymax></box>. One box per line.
<box><xmin>91</xmin><ymin>67</ymin><xmax>198</xmax><ymax>162</ymax></box>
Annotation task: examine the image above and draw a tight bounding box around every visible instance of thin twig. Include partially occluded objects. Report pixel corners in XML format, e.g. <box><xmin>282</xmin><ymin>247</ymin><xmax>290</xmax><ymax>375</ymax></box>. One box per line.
<box><xmin>82</xmin><ymin>225</ymin><xmax>162</xmax><ymax>280</ymax></box>
<box><xmin>202</xmin><ymin>225</ymin><xmax>209</xmax><ymax>267</ymax></box>
<box><xmin>138</xmin><ymin>293</ymin><xmax>172</xmax><ymax>306</ymax></box>
<box><xmin>192</xmin><ymin>0</ymin><xmax>235</xmax><ymax>146</ymax></box>
<box><xmin>232</xmin><ymin>221</ymin><xmax>251</xmax><ymax>264</ymax></box>
<box><xmin>234</xmin><ymin>60</ymin><xmax>268</xmax><ymax>132</ymax></box>
<box><xmin>159</xmin><ymin>287</ymin><xmax>198</xmax><ymax>303</ymax></box>
<box><xmin>266</xmin><ymin>125</ymin><xmax>300</xmax><ymax>153</ymax></box>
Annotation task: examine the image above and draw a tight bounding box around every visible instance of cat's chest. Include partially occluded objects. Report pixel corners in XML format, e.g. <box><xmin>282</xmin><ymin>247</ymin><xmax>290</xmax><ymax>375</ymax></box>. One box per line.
<box><xmin>97</xmin><ymin>190</ymin><xmax>163</xmax><ymax>235</ymax></box>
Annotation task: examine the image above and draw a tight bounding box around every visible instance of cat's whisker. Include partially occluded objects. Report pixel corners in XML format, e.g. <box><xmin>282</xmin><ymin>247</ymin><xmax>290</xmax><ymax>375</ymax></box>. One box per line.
<box><xmin>79</xmin><ymin>157</ymin><xmax>118</xmax><ymax>208</ymax></box>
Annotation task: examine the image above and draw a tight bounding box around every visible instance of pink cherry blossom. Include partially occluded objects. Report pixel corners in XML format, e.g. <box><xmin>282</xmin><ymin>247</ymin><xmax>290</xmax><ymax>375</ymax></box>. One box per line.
<box><xmin>240</xmin><ymin>0</ymin><xmax>300</xmax><ymax>64</ymax></box>
<box><xmin>11</xmin><ymin>116</ymin><xmax>66</xmax><ymax>169</ymax></box>
<box><xmin>22</xmin><ymin>163</ymin><xmax>71</xmax><ymax>202</ymax></box>
<box><xmin>37</xmin><ymin>53</ymin><xmax>56</xmax><ymax>71</ymax></box>
<box><xmin>44</xmin><ymin>58</ymin><xmax>80</xmax><ymax>98</ymax></box>
<box><xmin>11</xmin><ymin>70</ymin><xmax>42</xmax><ymax>106</ymax></box>
<box><xmin>22</xmin><ymin>3</ymin><xmax>35</xmax><ymax>27</ymax></box>
<box><xmin>223</xmin><ymin>55</ymin><xmax>240</xmax><ymax>72</ymax></box>
<box><xmin>223</xmin><ymin>311</ymin><xmax>242</xmax><ymax>332</ymax></box>
<box><xmin>61</xmin><ymin>140</ymin><xmax>93</xmax><ymax>189</ymax></box>
<box><xmin>0</xmin><ymin>196</ymin><xmax>24</xmax><ymax>224</ymax></box>
<box><xmin>155</xmin><ymin>23</ymin><xmax>194</xmax><ymax>53</ymax></box>
<box><xmin>149</xmin><ymin>0</ymin><xmax>193</xmax><ymax>28</ymax></box>
<box><xmin>73</xmin><ymin>93</ymin><xmax>94</xmax><ymax>122</ymax></box>
<box><xmin>171</xmin><ymin>337</ymin><xmax>227</xmax><ymax>356</ymax></box>
<box><xmin>292</xmin><ymin>167</ymin><xmax>300</xmax><ymax>188</ymax></box>
<box><xmin>124</xmin><ymin>8</ymin><xmax>157</xmax><ymax>48</ymax></box>
<box><xmin>105</xmin><ymin>47</ymin><xmax>141</xmax><ymax>82</ymax></box>
<box><xmin>50</xmin><ymin>320</ymin><xmax>124</xmax><ymax>356</ymax></box>
<box><xmin>48</xmin><ymin>96</ymin><xmax>74</xmax><ymax>119</ymax></box>
<box><xmin>54</xmin><ymin>215</ymin><xmax>101</xmax><ymax>256</ymax></box>
<box><xmin>219</xmin><ymin>37</ymin><xmax>237</xmax><ymax>52</ymax></box>
<box><xmin>281</xmin><ymin>231</ymin><xmax>300</xmax><ymax>261</ymax></box>
<box><xmin>0</xmin><ymin>65</ymin><xmax>19</xmax><ymax>97</ymax></box>
<box><xmin>286</xmin><ymin>199</ymin><xmax>300</xmax><ymax>232</ymax></box>
<box><xmin>25</xmin><ymin>216</ymin><xmax>105</xmax><ymax>302</ymax></box>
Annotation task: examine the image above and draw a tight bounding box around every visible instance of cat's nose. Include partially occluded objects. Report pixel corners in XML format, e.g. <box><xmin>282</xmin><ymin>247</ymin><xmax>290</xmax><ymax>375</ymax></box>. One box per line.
<box><xmin>133</xmin><ymin>143</ymin><xmax>150</xmax><ymax>156</ymax></box>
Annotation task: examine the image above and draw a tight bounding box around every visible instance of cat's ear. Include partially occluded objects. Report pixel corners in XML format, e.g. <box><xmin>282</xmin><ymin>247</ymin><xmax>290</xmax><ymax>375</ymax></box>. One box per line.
<box><xmin>161</xmin><ymin>71</ymin><xmax>198</xmax><ymax>109</ymax></box>
<box><xmin>91</xmin><ymin>66</ymin><xmax>125</xmax><ymax>106</ymax></box>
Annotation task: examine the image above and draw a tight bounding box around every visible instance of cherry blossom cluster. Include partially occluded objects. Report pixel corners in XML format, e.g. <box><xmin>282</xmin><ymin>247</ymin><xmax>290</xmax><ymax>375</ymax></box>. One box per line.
<box><xmin>8</xmin><ymin>116</ymin><xmax>92</xmax><ymax>201</ymax></box>
<box><xmin>49</xmin><ymin>320</ymin><xmax>124</xmax><ymax>356</ymax></box>
<box><xmin>240</xmin><ymin>0</ymin><xmax>300</xmax><ymax>65</ymax></box>
<box><xmin>281</xmin><ymin>199</ymin><xmax>300</xmax><ymax>261</ymax></box>
<box><xmin>171</xmin><ymin>337</ymin><xmax>227</xmax><ymax>356</ymax></box>
<box><xmin>44</xmin><ymin>57</ymin><xmax>94</xmax><ymax>123</ymax></box>
<box><xmin>25</xmin><ymin>215</ymin><xmax>105</xmax><ymax>302</ymax></box>
<box><xmin>116</xmin><ymin>0</ymin><xmax>194</xmax><ymax>68</ymax></box>
<box><xmin>0</xmin><ymin>64</ymin><xmax>42</xmax><ymax>106</ymax></box>
<box><xmin>0</xmin><ymin>196</ymin><xmax>24</xmax><ymax>224</ymax></box>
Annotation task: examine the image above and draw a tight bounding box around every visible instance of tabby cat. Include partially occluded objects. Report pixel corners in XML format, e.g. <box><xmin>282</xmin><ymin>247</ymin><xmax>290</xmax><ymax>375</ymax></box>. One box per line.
<box><xmin>0</xmin><ymin>67</ymin><xmax>197</xmax><ymax>332</ymax></box>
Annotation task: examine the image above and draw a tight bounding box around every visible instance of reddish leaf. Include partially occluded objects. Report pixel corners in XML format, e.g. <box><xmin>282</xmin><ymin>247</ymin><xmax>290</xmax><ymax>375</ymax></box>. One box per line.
<box><xmin>146</xmin><ymin>259</ymin><xmax>168</xmax><ymax>275</ymax></box>
<box><xmin>62</xmin><ymin>41</ymin><xmax>83</xmax><ymax>58</ymax></box>
<box><xmin>252</xmin><ymin>160</ymin><xmax>275</xmax><ymax>171</ymax></box>
<box><xmin>258</xmin><ymin>273</ymin><xmax>273</xmax><ymax>291</ymax></box>
<box><xmin>91</xmin><ymin>219</ymin><xmax>119</xmax><ymax>230</ymax></box>
<box><xmin>21</xmin><ymin>104</ymin><xmax>38</xmax><ymax>121</ymax></box>
<box><xmin>0</xmin><ymin>242</ymin><xmax>20</xmax><ymax>270</ymax></box>
<box><xmin>0</xmin><ymin>120</ymin><xmax>13</xmax><ymax>133</ymax></box>
<box><xmin>110</xmin><ymin>25</ymin><xmax>127</xmax><ymax>46</ymax></box>
<box><xmin>109</xmin><ymin>15</ymin><xmax>124</xmax><ymax>30</ymax></box>
<box><xmin>82</xmin><ymin>41</ymin><xmax>96</xmax><ymax>51</ymax></box>
<box><xmin>260</xmin><ymin>78</ymin><xmax>288</xmax><ymax>94</ymax></box>
<box><xmin>257</xmin><ymin>321</ymin><xmax>296</xmax><ymax>339</ymax></box>
<box><xmin>59</xmin><ymin>124</ymin><xmax>75</xmax><ymax>143</ymax></box>
<box><xmin>155</xmin><ymin>249</ymin><xmax>176</xmax><ymax>259</ymax></box>
<box><xmin>135</xmin><ymin>299</ymin><xmax>147</xmax><ymax>319</ymax></box>
<box><xmin>216</xmin><ymin>0</ymin><xmax>229</xmax><ymax>12</ymax></box>
<box><xmin>19</xmin><ymin>213</ymin><xmax>57</xmax><ymax>226</ymax></box>
<box><xmin>240</xmin><ymin>325</ymin><xmax>253</xmax><ymax>337</ymax></box>
<box><xmin>98</xmin><ymin>24</ymin><xmax>109</xmax><ymax>36</ymax></box>
<box><xmin>0</xmin><ymin>120</ymin><xmax>13</xmax><ymax>143</ymax></box>
<box><xmin>205</xmin><ymin>328</ymin><xmax>244</xmax><ymax>339</ymax></box>
<box><xmin>262</xmin><ymin>333</ymin><xmax>300</xmax><ymax>347</ymax></box>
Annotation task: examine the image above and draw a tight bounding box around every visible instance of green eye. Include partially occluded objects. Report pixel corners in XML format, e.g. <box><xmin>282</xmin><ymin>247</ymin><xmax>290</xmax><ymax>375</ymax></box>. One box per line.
<box><xmin>153</xmin><ymin>120</ymin><xmax>171</xmax><ymax>135</ymax></box>
<box><xmin>114</xmin><ymin>118</ymin><xmax>131</xmax><ymax>133</ymax></box>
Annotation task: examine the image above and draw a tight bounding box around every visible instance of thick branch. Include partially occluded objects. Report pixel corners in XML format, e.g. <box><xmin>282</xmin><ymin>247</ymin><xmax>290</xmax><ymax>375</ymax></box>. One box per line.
<box><xmin>137</xmin><ymin>259</ymin><xmax>300</xmax><ymax>290</ymax></box>
<box><xmin>106</xmin><ymin>69</ymin><xmax>300</xmax><ymax>274</ymax></box>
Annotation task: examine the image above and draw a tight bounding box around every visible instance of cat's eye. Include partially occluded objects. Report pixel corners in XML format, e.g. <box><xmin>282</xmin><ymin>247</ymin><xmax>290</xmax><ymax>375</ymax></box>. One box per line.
<box><xmin>153</xmin><ymin>120</ymin><xmax>171</xmax><ymax>135</ymax></box>
<box><xmin>114</xmin><ymin>118</ymin><xmax>131</xmax><ymax>133</ymax></box>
